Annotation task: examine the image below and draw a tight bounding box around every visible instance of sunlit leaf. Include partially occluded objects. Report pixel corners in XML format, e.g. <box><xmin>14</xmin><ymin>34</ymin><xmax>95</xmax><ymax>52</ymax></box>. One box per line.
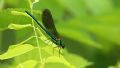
<box><xmin>0</xmin><ymin>9</ymin><xmax>31</xmax><ymax>31</ymax></box>
<box><xmin>116</xmin><ymin>62</ymin><xmax>120</xmax><ymax>68</ymax></box>
<box><xmin>59</xmin><ymin>0</ymin><xmax>87</xmax><ymax>18</ymax></box>
<box><xmin>34</xmin><ymin>0</ymin><xmax>39</xmax><ymax>4</ymax></box>
<box><xmin>85</xmin><ymin>0</ymin><xmax>113</xmax><ymax>15</ymax></box>
<box><xmin>0</xmin><ymin>0</ymin><xmax>4</xmax><ymax>9</ymax></box>
<box><xmin>36</xmin><ymin>28</ymin><xmax>57</xmax><ymax>48</ymax></box>
<box><xmin>8</xmin><ymin>23</ymin><xmax>32</xmax><ymax>30</ymax></box>
<box><xmin>46</xmin><ymin>56</ymin><xmax>75</xmax><ymax>68</ymax></box>
<box><xmin>64</xmin><ymin>53</ymin><xmax>93</xmax><ymax>68</ymax></box>
<box><xmin>108</xmin><ymin>61</ymin><xmax>120</xmax><ymax>68</ymax></box>
<box><xmin>15</xmin><ymin>60</ymin><xmax>38</xmax><ymax>68</ymax></box>
<box><xmin>11</xmin><ymin>11</ymin><xmax>28</xmax><ymax>16</ymax></box>
<box><xmin>0</xmin><ymin>44</ymin><xmax>35</xmax><ymax>60</ymax></box>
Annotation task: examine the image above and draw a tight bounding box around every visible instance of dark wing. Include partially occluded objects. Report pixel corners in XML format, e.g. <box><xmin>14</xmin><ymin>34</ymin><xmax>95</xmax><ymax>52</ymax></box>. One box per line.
<box><xmin>42</xmin><ymin>9</ymin><xmax>60</xmax><ymax>38</ymax></box>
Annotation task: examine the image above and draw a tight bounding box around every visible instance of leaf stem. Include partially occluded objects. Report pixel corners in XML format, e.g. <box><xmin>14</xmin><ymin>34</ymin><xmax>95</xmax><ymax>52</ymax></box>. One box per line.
<box><xmin>31</xmin><ymin>7</ymin><xmax>42</xmax><ymax>63</ymax></box>
<box><xmin>19</xmin><ymin>36</ymin><xmax>35</xmax><ymax>45</ymax></box>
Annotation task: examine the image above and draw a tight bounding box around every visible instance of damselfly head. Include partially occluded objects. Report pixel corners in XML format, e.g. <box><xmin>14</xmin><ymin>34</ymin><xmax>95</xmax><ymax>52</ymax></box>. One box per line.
<box><xmin>56</xmin><ymin>39</ymin><xmax>65</xmax><ymax>49</ymax></box>
<box><xmin>61</xmin><ymin>44</ymin><xmax>65</xmax><ymax>49</ymax></box>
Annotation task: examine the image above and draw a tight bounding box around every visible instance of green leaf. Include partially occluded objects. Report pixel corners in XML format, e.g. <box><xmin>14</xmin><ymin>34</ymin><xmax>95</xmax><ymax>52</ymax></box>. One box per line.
<box><xmin>28</xmin><ymin>0</ymin><xmax>39</xmax><ymax>9</ymax></box>
<box><xmin>33</xmin><ymin>0</ymin><xmax>64</xmax><ymax>20</ymax></box>
<box><xmin>116</xmin><ymin>62</ymin><xmax>120</xmax><ymax>68</ymax></box>
<box><xmin>64</xmin><ymin>53</ymin><xmax>93</xmax><ymax>68</ymax></box>
<box><xmin>108</xmin><ymin>61</ymin><xmax>120</xmax><ymax>68</ymax></box>
<box><xmin>85</xmin><ymin>0</ymin><xmax>113</xmax><ymax>15</ymax></box>
<box><xmin>59</xmin><ymin>0</ymin><xmax>87</xmax><ymax>18</ymax></box>
<box><xmin>46</xmin><ymin>56</ymin><xmax>75</xmax><ymax>68</ymax></box>
<box><xmin>57</xmin><ymin>20</ymin><xmax>102</xmax><ymax>49</ymax></box>
<box><xmin>36</xmin><ymin>28</ymin><xmax>58</xmax><ymax>48</ymax></box>
<box><xmin>0</xmin><ymin>44</ymin><xmax>35</xmax><ymax>60</ymax></box>
<box><xmin>4</xmin><ymin>0</ymin><xmax>30</xmax><ymax>9</ymax></box>
<box><xmin>11</xmin><ymin>11</ymin><xmax>28</xmax><ymax>16</ymax></box>
<box><xmin>0</xmin><ymin>0</ymin><xmax>4</xmax><ymax>9</ymax></box>
<box><xmin>0</xmin><ymin>9</ymin><xmax>31</xmax><ymax>31</ymax></box>
<box><xmin>8</xmin><ymin>23</ymin><xmax>32</xmax><ymax>30</ymax></box>
<box><xmin>42</xmin><ymin>46</ymin><xmax>64</xmax><ymax>57</ymax></box>
<box><xmin>15</xmin><ymin>60</ymin><xmax>38</xmax><ymax>68</ymax></box>
<box><xmin>81</xmin><ymin>22</ymin><xmax>120</xmax><ymax>45</ymax></box>
<box><xmin>33</xmin><ymin>0</ymin><xmax>39</xmax><ymax>4</ymax></box>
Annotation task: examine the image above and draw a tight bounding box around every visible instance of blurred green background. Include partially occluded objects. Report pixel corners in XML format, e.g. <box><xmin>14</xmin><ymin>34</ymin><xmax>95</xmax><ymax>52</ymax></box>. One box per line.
<box><xmin>0</xmin><ymin>0</ymin><xmax>120</xmax><ymax>68</ymax></box>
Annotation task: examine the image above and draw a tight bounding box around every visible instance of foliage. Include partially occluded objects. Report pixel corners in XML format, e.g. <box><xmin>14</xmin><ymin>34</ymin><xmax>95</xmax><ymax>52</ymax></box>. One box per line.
<box><xmin>0</xmin><ymin>0</ymin><xmax>120</xmax><ymax>68</ymax></box>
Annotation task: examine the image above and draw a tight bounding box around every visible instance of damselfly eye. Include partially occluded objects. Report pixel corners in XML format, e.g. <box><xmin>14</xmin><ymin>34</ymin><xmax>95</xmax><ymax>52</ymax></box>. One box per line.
<box><xmin>61</xmin><ymin>44</ymin><xmax>65</xmax><ymax>49</ymax></box>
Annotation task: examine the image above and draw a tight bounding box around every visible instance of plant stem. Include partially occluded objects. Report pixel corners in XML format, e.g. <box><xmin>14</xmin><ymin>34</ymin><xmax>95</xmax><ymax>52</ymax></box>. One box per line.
<box><xmin>31</xmin><ymin>7</ymin><xmax>42</xmax><ymax>63</ymax></box>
